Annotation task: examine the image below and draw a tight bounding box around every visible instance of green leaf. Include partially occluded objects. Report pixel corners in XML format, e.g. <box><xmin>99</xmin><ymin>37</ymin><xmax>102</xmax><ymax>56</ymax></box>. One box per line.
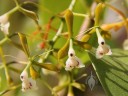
<box><xmin>19</xmin><ymin>7</ymin><xmax>38</xmax><ymax>24</ymax></box>
<box><xmin>33</xmin><ymin>61</ymin><xmax>59</xmax><ymax>72</ymax></box>
<box><xmin>89</xmin><ymin>48</ymin><xmax>128</xmax><ymax>96</ymax></box>
<box><xmin>18</xmin><ymin>33</ymin><xmax>30</xmax><ymax>57</ymax></box>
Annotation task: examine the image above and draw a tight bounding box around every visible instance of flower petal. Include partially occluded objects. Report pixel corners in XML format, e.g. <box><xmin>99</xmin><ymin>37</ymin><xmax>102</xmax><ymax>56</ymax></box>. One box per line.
<box><xmin>28</xmin><ymin>78</ymin><xmax>38</xmax><ymax>90</ymax></box>
<box><xmin>65</xmin><ymin>58</ymin><xmax>74</xmax><ymax>71</ymax></box>
<box><xmin>20</xmin><ymin>71</ymin><xmax>28</xmax><ymax>82</ymax></box>
<box><xmin>1</xmin><ymin>22</ymin><xmax>10</xmax><ymax>35</ymax></box>
<box><xmin>0</xmin><ymin>14</ymin><xmax>8</xmax><ymax>24</ymax></box>
<box><xmin>75</xmin><ymin>56</ymin><xmax>85</xmax><ymax>68</ymax></box>
<box><xmin>68</xmin><ymin>48</ymin><xmax>75</xmax><ymax>57</ymax></box>
<box><xmin>96</xmin><ymin>45</ymin><xmax>104</xmax><ymax>59</ymax></box>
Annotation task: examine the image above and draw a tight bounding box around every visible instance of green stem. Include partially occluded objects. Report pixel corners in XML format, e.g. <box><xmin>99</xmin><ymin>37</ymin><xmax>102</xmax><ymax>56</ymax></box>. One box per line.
<box><xmin>69</xmin><ymin>39</ymin><xmax>73</xmax><ymax>49</ymax></box>
<box><xmin>23</xmin><ymin>59</ymin><xmax>32</xmax><ymax>72</ymax></box>
<box><xmin>0</xmin><ymin>46</ymin><xmax>10</xmax><ymax>85</ymax></box>
<box><xmin>68</xmin><ymin>0</ymin><xmax>76</xmax><ymax>10</ymax></box>
<box><xmin>52</xmin><ymin>22</ymin><xmax>64</xmax><ymax>42</ymax></box>
<box><xmin>13</xmin><ymin>0</ymin><xmax>19</xmax><ymax>6</ymax></box>
<box><xmin>6</xmin><ymin>6</ymin><xmax>20</xmax><ymax>17</ymax></box>
<box><xmin>73</xmin><ymin>12</ymin><xmax>89</xmax><ymax>18</ymax></box>
<box><xmin>0</xmin><ymin>37</ymin><xmax>9</xmax><ymax>46</ymax></box>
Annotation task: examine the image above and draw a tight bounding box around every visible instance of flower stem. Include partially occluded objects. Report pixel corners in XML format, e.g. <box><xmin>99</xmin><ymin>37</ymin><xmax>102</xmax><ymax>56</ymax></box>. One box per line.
<box><xmin>73</xmin><ymin>12</ymin><xmax>89</xmax><ymax>18</ymax></box>
<box><xmin>0</xmin><ymin>37</ymin><xmax>9</xmax><ymax>46</ymax></box>
<box><xmin>68</xmin><ymin>0</ymin><xmax>76</xmax><ymax>10</ymax></box>
<box><xmin>6</xmin><ymin>6</ymin><xmax>20</xmax><ymax>17</ymax></box>
<box><xmin>0</xmin><ymin>46</ymin><xmax>11</xmax><ymax>85</ymax></box>
<box><xmin>52</xmin><ymin>22</ymin><xmax>64</xmax><ymax>42</ymax></box>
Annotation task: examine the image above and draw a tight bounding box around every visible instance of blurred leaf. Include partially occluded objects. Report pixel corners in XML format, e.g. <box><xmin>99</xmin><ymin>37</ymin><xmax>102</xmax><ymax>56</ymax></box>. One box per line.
<box><xmin>58</xmin><ymin>39</ymin><xmax>70</xmax><ymax>59</ymax></box>
<box><xmin>19</xmin><ymin>7</ymin><xmax>38</xmax><ymax>24</ymax></box>
<box><xmin>71</xmin><ymin>82</ymin><xmax>85</xmax><ymax>91</ymax></box>
<box><xmin>18</xmin><ymin>33</ymin><xmax>30</xmax><ymax>57</ymax></box>
<box><xmin>95</xmin><ymin>3</ymin><xmax>105</xmax><ymax>26</ymax></box>
<box><xmin>64</xmin><ymin>9</ymin><xmax>73</xmax><ymax>37</ymax></box>
<box><xmin>9</xmin><ymin>40</ymin><xmax>23</xmax><ymax>51</ymax></box>
<box><xmin>33</xmin><ymin>61</ymin><xmax>59</xmax><ymax>72</ymax></box>
<box><xmin>89</xmin><ymin>48</ymin><xmax>128</xmax><ymax>96</ymax></box>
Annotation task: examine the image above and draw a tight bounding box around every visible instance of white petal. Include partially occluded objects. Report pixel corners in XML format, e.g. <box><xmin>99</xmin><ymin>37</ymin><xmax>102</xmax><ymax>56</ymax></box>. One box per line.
<box><xmin>21</xmin><ymin>81</ymin><xmax>30</xmax><ymax>92</ymax></box>
<box><xmin>20</xmin><ymin>71</ymin><xmax>28</xmax><ymax>82</ymax></box>
<box><xmin>1</xmin><ymin>22</ymin><xmax>10</xmax><ymax>35</ymax></box>
<box><xmin>65</xmin><ymin>58</ymin><xmax>74</xmax><ymax>71</ymax></box>
<box><xmin>96</xmin><ymin>29</ymin><xmax>105</xmax><ymax>45</ymax></box>
<box><xmin>28</xmin><ymin>78</ymin><xmax>38</xmax><ymax>90</ymax></box>
<box><xmin>75</xmin><ymin>56</ymin><xmax>85</xmax><ymax>68</ymax></box>
<box><xmin>0</xmin><ymin>14</ymin><xmax>8</xmax><ymax>24</ymax></box>
<box><xmin>68</xmin><ymin>48</ymin><xmax>75</xmax><ymax>57</ymax></box>
<box><xmin>96</xmin><ymin>45</ymin><xmax>104</xmax><ymax>59</ymax></box>
<box><xmin>123</xmin><ymin>39</ymin><xmax>128</xmax><ymax>50</ymax></box>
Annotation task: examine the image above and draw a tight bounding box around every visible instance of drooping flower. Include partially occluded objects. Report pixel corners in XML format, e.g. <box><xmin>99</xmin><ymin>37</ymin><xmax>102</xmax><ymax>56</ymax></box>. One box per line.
<box><xmin>0</xmin><ymin>14</ymin><xmax>10</xmax><ymax>35</ymax></box>
<box><xmin>96</xmin><ymin>28</ymin><xmax>112</xmax><ymax>59</ymax></box>
<box><xmin>20</xmin><ymin>70</ymin><xmax>38</xmax><ymax>92</ymax></box>
<box><xmin>65</xmin><ymin>39</ymin><xmax>85</xmax><ymax>71</ymax></box>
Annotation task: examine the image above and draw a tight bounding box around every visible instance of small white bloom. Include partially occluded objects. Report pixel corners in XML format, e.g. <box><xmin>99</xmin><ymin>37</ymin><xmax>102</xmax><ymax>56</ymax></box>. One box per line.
<box><xmin>65</xmin><ymin>39</ymin><xmax>85</xmax><ymax>71</ymax></box>
<box><xmin>20</xmin><ymin>70</ymin><xmax>38</xmax><ymax>92</ymax></box>
<box><xmin>123</xmin><ymin>39</ymin><xmax>128</xmax><ymax>50</ymax></box>
<box><xmin>96</xmin><ymin>28</ymin><xmax>112</xmax><ymax>59</ymax></box>
<box><xmin>0</xmin><ymin>14</ymin><xmax>10</xmax><ymax>35</ymax></box>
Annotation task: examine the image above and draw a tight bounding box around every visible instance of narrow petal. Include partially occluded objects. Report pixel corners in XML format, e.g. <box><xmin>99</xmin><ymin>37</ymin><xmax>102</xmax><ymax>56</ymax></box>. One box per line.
<box><xmin>68</xmin><ymin>48</ymin><xmax>75</xmax><ymax>57</ymax></box>
<box><xmin>20</xmin><ymin>71</ymin><xmax>28</xmax><ymax>82</ymax></box>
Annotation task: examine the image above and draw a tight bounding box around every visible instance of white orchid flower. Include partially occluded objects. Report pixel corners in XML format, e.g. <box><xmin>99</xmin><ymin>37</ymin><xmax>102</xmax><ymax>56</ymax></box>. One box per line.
<box><xmin>20</xmin><ymin>70</ymin><xmax>38</xmax><ymax>92</ymax></box>
<box><xmin>65</xmin><ymin>39</ymin><xmax>85</xmax><ymax>71</ymax></box>
<box><xmin>96</xmin><ymin>28</ymin><xmax>112</xmax><ymax>59</ymax></box>
<box><xmin>0</xmin><ymin>14</ymin><xmax>10</xmax><ymax>35</ymax></box>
